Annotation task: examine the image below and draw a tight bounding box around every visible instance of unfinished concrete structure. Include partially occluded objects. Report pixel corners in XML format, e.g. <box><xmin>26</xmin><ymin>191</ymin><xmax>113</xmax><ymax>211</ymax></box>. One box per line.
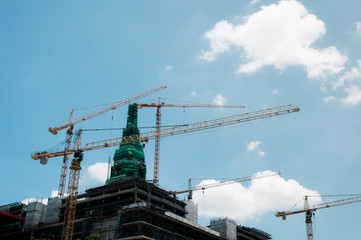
<box><xmin>1</xmin><ymin>178</ymin><xmax>272</xmax><ymax>240</ymax></box>
<box><xmin>16</xmin><ymin>178</ymin><xmax>222</xmax><ymax>240</ymax></box>
<box><xmin>209</xmin><ymin>218</ymin><xmax>272</xmax><ymax>240</ymax></box>
<box><xmin>210</xmin><ymin>218</ymin><xmax>237</xmax><ymax>240</ymax></box>
<box><xmin>24</xmin><ymin>202</ymin><xmax>47</xmax><ymax>230</ymax></box>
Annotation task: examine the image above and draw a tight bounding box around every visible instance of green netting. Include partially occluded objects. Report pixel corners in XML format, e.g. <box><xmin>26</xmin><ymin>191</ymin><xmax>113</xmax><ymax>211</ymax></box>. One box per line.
<box><xmin>0</xmin><ymin>202</ymin><xmax>23</xmax><ymax>212</ymax></box>
<box><xmin>109</xmin><ymin>104</ymin><xmax>146</xmax><ymax>181</ymax></box>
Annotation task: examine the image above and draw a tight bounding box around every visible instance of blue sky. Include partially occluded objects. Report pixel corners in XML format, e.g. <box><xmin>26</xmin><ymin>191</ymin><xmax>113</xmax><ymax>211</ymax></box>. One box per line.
<box><xmin>1</xmin><ymin>0</ymin><xmax>361</xmax><ymax>239</ymax></box>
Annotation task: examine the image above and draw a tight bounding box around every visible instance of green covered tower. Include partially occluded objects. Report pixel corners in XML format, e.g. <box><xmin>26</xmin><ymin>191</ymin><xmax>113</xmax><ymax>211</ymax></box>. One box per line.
<box><xmin>108</xmin><ymin>103</ymin><xmax>146</xmax><ymax>182</ymax></box>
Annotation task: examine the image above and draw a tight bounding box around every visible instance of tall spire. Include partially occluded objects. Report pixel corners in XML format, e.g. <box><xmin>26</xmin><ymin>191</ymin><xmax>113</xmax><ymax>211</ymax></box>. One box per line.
<box><xmin>108</xmin><ymin>103</ymin><xmax>146</xmax><ymax>182</ymax></box>
<box><xmin>122</xmin><ymin>103</ymin><xmax>140</xmax><ymax>137</ymax></box>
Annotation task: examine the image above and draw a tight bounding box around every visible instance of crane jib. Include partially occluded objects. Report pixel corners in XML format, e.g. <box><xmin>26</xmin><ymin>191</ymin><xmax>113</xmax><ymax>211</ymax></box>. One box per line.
<box><xmin>32</xmin><ymin>104</ymin><xmax>299</xmax><ymax>160</ymax></box>
<box><xmin>48</xmin><ymin>83</ymin><xmax>167</xmax><ymax>135</ymax></box>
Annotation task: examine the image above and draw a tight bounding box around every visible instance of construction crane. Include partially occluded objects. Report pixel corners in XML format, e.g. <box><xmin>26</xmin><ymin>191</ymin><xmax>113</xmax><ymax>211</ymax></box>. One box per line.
<box><xmin>49</xmin><ymin>83</ymin><xmax>166</xmax><ymax>197</ymax></box>
<box><xmin>138</xmin><ymin>97</ymin><xmax>246</xmax><ymax>184</ymax></box>
<box><xmin>169</xmin><ymin>171</ymin><xmax>280</xmax><ymax>199</ymax></box>
<box><xmin>275</xmin><ymin>195</ymin><xmax>361</xmax><ymax>240</ymax></box>
<box><xmin>32</xmin><ymin>104</ymin><xmax>299</xmax><ymax>240</ymax></box>
<box><xmin>33</xmin><ymin>104</ymin><xmax>299</xmax><ymax>160</ymax></box>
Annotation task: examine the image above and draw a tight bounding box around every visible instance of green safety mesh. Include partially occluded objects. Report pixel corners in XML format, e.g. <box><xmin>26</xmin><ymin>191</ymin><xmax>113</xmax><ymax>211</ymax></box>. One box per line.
<box><xmin>108</xmin><ymin>103</ymin><xmax>146</xmax><ymax>182</ymax></box>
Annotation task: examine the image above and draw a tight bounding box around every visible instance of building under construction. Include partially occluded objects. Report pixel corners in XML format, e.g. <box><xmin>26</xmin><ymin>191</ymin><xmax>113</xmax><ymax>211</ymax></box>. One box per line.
<box><xmin>0</xmin><ymin>104</ymin><xmax>272</xmax><ymax>240</ymax></box>
<box><xmin>0</xmin><ymin>180</ymin><xmax>271</xmax><ymax>240</ymax></box>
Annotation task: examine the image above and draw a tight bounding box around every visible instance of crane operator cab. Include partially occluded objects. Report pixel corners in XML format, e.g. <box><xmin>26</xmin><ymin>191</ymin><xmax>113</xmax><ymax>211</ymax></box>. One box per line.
<box><xmin>71</xmin><ymin>151</ymin><xmax>84</xmax><ymax>167</ymax></box>
<box><xmin>305</xmin><ymin>210</ymin><xmax>313</xmax><ymax>223</ymax></box>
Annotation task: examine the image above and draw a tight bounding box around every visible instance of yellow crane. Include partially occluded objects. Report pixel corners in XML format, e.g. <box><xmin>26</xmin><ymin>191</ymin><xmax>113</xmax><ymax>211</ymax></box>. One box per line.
<box><xmin>47</xmin><ymin>84</ymin><xmax>166</xmax><ymax>197</ymax></box>
<box><xmin>169</xmin><ymin>171</ymin><xmax>280</xmax><ymax>199</ymax></box>
<box><xmin>33</xmin><ymin>104</ymin><xmax>299</xmax><ymax>160</ymax></box>
<box><xmin>138</xmin><ymin>97</ymin><xmax>245</xmax><ymax>184</ymax></box>
<box><xmin>275</xmin><ymin>194</ymin><xmax>361</xmax><ymax>240</ymax></box>
<box><xmin>32</xmin><ymin>104</ymin><xmax>299</xmax><ymax>240</ymax></box>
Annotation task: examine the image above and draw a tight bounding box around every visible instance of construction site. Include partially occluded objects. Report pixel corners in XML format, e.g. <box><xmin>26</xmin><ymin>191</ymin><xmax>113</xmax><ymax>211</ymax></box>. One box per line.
<box><xmin>2</xmin><ymin>84</ymin><xmax>360</xmax><ymax>240</ymax></box>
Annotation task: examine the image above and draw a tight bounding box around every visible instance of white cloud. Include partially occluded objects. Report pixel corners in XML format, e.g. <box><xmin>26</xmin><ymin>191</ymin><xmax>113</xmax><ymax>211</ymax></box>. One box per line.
<box><xmin>250</xmin><ymin>0</ymin><xmax>261</xmax><ymax>5</ymax></box>
<box><xmin>258</xmin><ymin>151</ymin><xmax>266</xmax><ymax>156</ymax></box>
<box><xmin>246</xmin><ymin>141</ymin><xmax>266</xmax><ymax>157</ymax></box>
<box><xmin>190</xmin><ymin>90</ymin><xmax>212</xmax><ymax>98</ymax></box>
<box><xmin>193</xmin><ymin>171</ymin><xmax>321</xmax><ymax>222</ymax></box>
<box><xmin>355</xmin><ymin>21</ymin><xmax>361</xmax><ymax>37</ymax></box>
<box><xmin>22</xmin><ymin>198</ymin><xmax>48</xmax><ymax>205</ymax></box>
<box><xmin>333</xmin><ymin>60</ymin><xmax>361</xmax><ymax>89</ymax></box>
<box><xmin>87</xmin><ymin>162</ymin><xmax>108</xmax><ymax>183</ymax></box>
<box><xmin>341</xmin><ymin>85</ymin><xmax>361</xmax><ymax>107</ymax></box>
<box><xmin>198</xmin><ymin>0</ymin><xmax>347</xmax><ymax>79</ymax></box>
<box><xmin>272</xmin><ymin>88</ymin><xmax>279</xmax><ymax>95</ymax></box>
<box><xmin>213</xmin><ymin>94</ymin><xmax>227</xmax><ymax>106</ymax></box>
<box><xmin>322</xmin><ymin>60</ymin><xmax>361</xmax><ymax>107</ymax></box>
<box><xmin>247</xmin><ymin>140</ymin><xmax>262</xmax><ymax>151</ymax></box>
<box><xmin>50</xmin><ymin>190</ymin><xmax>59</xmax><ymax>197</ymax></box>
<box><xmin>323</xmin><ymin>95</ymin><xmax>337</xmax><ymax>103</ymax></box>
<box><xmin>166</xmin><ymin>65</ymin><xmax>174</xmax><ymax>71</ymax></box>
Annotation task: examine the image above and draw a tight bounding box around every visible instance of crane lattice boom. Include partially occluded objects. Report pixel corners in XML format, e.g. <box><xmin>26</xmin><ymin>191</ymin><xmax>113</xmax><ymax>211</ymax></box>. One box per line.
<box><xmin>169</xmin><ymin>171</ymin><xmax>280</xmax><ymax>195</ymax></box>
<box><xmin>48</xmin><ymin>83</ymin><xmax>167</xmax><ymax>135</ymax></box>
<box><xmin>32</xmin><ymin>104</ymin><xmax>299</xmax><ymax>160</ymax></box>
<box><xmin>138</xmin><ymin>103</ymin><xmax>246</xmax><ymax>108</ymax></box>
<box><xmin>276</xmin><ymin>195</ymin><xmax>361</xmax><ymax>217</ymax></box>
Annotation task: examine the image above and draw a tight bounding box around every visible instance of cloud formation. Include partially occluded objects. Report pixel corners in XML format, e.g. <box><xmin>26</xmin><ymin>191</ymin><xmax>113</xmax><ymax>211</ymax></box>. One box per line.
<box><xmin>213</xmin><ymin>94</ymin><xmax>227</xmax><ymax>106</ymax></box>
<box><xmin>193</xmin><ymin>171</ymin><xmax>321</xmax><ymax>222</ymax></box>
<box><xmin>323</xmin><ymin>95</ymin><xmax>336</xmax><ymax>103</ymax></box>
<box><xmin>356</xmin><ymin>22</ymin><xmax>361</xmax><ymax>38</ymax></box>
<box><xmin>341</xmin><ymin>85</ymin><xmax>361</xmax><ymax>106</ymax></box>
<box><xmin>191</xmin><ymin>91</ymin><xmax>198</xmax><ymax>97</ymax></box>
<box><xmin>246</xmin><ymin>140</ymin><xmax>265</xmax><ymax>157</ymax></box>
<box><xmin>333</xmin><ymin>60</ymin><xmax>361</xmax><ymax>89</ymax></box>
<box><xmin>247</xmin><ymin>141</ymin><xmax>262</xmax><ymax>151</ymax></box>
<box><xmin>87</xmin><ymin>162</ymin><xmax>108</xmax><ymax>183</ymax></box>
<box><xmin>166</xmin><ymin>65</ymin><xmax>174</xmax><ymax>71</ymax></box>
<box><xmin>249</xmin><ymin>0</ymin><xmax>261</xmax><ymax>5</ymax></box>
<box><xmin>322</xmin><ymin>60</ymin><xmax>361</xmax><ymax>107</ymax></box>
<box><xmin>198</xmin><ymin>0</ymin><xmax>347</xmax><ymax>79</ymax></box>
